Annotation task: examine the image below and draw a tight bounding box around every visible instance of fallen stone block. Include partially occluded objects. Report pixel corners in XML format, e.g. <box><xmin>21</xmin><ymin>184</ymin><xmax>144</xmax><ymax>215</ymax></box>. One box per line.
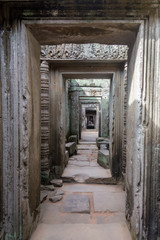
<box><xmin>68</xmin><ymin>135</ymin><xmax>78</xmax><ymax>143</ymax></box>
<box><xmin>97</xmin><ymin>149</ymin><xmax>109</xmax><ymax>169</ymax></box>
<box><xmin>41</xmin><ymin>185</ymin><xmax>55</xmax><ymax>191</ymax></box>
<box><xmin>49</xmin><ymin>195</ymin><xmax>63</xmax><ymax>203</ymax></box>
<box><xmin>50</xmin><ymin>179</ymin><xmax>63</xmax><ymax>187</ymax></box>
<box><xmin>97</xmin><ymin>140</ymin><xmax>110</xmax><ymax>150</ymax></box>
<box><xmin>54</xmin><ymin>189</ymin><xmax>64</xmax><ymax>196</ymax></box>
<box><xmin>40</xmin><ymin>193</ymin><xmax>48</xmax><ymax>203</ymax></box>
<box><xmin>65</xmin><ymin>142</ymin><xmax>77</xmax><ymax>156</ymax></box>
<box><xmin>65</xmin><ymin>150</ymin><xmax>69</xmax><ymax>166</ymax></box>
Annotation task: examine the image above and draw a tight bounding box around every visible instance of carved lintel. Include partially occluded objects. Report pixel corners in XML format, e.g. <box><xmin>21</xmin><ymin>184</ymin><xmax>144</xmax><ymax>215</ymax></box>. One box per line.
<box><xmin>40</xmin><ymin>61</ymin><xmax>50</xmax><ymax>173</ymax></box>
<box><xmin>41</xmin><ymin>44</ymin><xmax>128</xmax><ymax>61</ymax></box>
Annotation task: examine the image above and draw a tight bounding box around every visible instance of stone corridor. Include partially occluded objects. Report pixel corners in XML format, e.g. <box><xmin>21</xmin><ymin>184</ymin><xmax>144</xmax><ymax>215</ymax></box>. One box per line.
<box><xmin>62</xmin><ymin>132</ymin><xmax>115</xmax><ymax>184</ymax></box>
<box><xmin>30</xmin><ymin>137</ymin><xmax>132</xmax><ymax>240</ymax></box>
<box><xmin>1</xmin><ymin>2</ymin><xmax>160</xmax><ymax>239</ymax></box>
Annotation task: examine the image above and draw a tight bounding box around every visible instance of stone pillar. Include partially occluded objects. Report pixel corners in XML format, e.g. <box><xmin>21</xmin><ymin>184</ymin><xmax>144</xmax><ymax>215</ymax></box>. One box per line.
<box><xmin>40</xmin><ymin>61</ymin><xmax>50</xmax><ymax>182</ymax></box>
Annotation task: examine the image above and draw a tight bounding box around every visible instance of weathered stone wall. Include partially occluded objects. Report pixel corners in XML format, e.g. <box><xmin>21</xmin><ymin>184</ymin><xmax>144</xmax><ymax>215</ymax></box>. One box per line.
<box><xmin>0</xmin><ymin>62</ymin><xmax>2</xmax><ymax>239</ymax></box>
<box><xmin>109</xmin><ymin>69</ymin><xmax>124</xmax><ymax>178</ymax></box>
<box><xmin>23</xmin><ymin>28</ymin><xmax>41</xmax><ymax>239</ymax></box>
<box><xmin>65</xmin><ymin>80</ymin><xmax>71</xmax><ymax>139</ymax></box>
<box><xmin>142</xmin><ymin>9</ymin><xmax>160</xmax><ymax>239</ymax></box>
<box><xmin>126</xmin><ymin>23</ymin><xmax>144</xmax><ymax>239</ymax></box>
<box><xmin>0</xmin><ymin>21</ymin><xmax>41</xmax><ymax>240</ymax></box>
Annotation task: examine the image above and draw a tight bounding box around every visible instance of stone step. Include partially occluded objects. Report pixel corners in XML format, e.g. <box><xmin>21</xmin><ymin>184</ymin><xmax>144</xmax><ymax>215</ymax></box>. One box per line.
<box><xmin>30</xmin><ymin>223</ymin><xmax>132</xmax><ymax>240</ymax></box>
<box><xmin>62</xmin><ymin>175</ymin><xmax>116</xmax><ymax>184</ymax></box>
<box><xmin>79</xmin><ymin>141</ymin><xmax>96</xmax><ymax>145</ymax></box>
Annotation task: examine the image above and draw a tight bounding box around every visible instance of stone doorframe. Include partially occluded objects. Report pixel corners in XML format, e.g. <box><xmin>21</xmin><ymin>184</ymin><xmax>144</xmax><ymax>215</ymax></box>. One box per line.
<box><xmin>80</xmin><ymin>102</ymin><xmax>100</xmax><ymax>133</ymax></box>
<box><xmin>47</xmin><ymin>66</ymin><xmax>123</xmax><ymax>179</ymax></box>
<box><xmin>0</xmin><ymin>16</ymin><xmax>160</xmax><ymax>240</ymax></box>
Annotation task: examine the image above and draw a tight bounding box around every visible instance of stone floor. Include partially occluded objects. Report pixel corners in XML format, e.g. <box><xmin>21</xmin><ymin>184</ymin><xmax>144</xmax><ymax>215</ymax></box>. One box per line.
<box><xmin>30</xmin><ymin>184</ymin><xmax>132</xmax><ymax>240</ymax></box>
<box><xmin>30</xmin><ymin>137</ymin><xmax>132</xmax><ymax>240</ymax></box>
<box><xmin>62</xmin><ymin>141</ymin><xmax>115</xmax><ymax>184</ymax></box>
<box><xmin>81</xmin><ymin>130</ymin><xmax>98</xmax><ymax>142</ymax></box>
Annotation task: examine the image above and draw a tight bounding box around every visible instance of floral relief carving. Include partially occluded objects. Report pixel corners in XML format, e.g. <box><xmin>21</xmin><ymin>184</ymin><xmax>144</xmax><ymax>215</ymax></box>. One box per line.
<box><xmin>41</xmin><ymin>44</ymin><xmax>128</xmax><ymax>60</ymax></box>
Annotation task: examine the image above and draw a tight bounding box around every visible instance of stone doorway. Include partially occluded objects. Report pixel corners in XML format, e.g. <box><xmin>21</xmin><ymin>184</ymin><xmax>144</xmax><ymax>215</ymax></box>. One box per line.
<box><xmin>1</xmin><ymin>14</ymin><xmax>159</xmax><ymax>240</ymax></box>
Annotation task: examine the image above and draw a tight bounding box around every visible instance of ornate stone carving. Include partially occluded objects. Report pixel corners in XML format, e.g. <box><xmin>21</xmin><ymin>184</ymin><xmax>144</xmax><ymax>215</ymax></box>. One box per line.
<box><xmin>40</xmin><ymin>61</ymin><xmax>50</xmax><ymax>173</ymax></box>
<box><xmin>41</xmin><ymin>44</ymin><xmax>128</xmax><ymax>61</ymax></box>
<box><xmin>122</xmin><ymin>62</ymin><xmax>128</xmax><ymax>175</ymax></box>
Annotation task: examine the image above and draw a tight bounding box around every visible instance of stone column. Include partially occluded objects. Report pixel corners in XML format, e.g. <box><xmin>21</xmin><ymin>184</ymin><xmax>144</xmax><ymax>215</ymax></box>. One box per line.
<box><xmin>40</xmin><ymin>61</ymin><xmax>50</xmax><ymax>182</ymax></box>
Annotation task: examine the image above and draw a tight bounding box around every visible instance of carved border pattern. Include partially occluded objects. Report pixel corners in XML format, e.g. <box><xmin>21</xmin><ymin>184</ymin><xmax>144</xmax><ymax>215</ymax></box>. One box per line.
<box><xmin>122</xmin><ymin>62</ymin><xmax>128</xmax><ymax>175</ymax></box>
<box><xmin>40</xmin><ymin>61</ymin><xmax>50</xmax><ymax>172</ymax></box>
<box><xmin>41</xmin><ymin>44</ymin><xmax>128</xmax><ymax>61</ymax></box>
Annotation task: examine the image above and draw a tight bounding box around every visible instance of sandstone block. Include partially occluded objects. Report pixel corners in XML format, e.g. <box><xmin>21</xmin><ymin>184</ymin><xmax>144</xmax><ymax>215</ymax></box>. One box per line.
<box><xmin>50</xmin><ymin>179</ymin><xmax>63</xmax><ymax>187</ymax></box>
<box><xmin>41</xmin><ymin>185</ymin><xmax>55</xmax><ymax>191</ymax></box>
<box><xmin>97</xmin><ymin>150</ymin><xmax>109</xmax><ymax>169</ymax></box>
<box><xmin>49</xmin><ymin>195</ymin><xmax>63</xmax><ymax>203</ymax></box>
<box><xmin>65</xmin><ymin>142</ymin><xmax>77</xmax><ymax>156</ymax></box>
<box><xmin>97</xmin><ymin>140</ymin><xmax>110</xmax><ymax>150</ymax></box>
<box><xmin>68</xmin><ymin>135</ymin><xmax>78</xmax><ymax>143</ymax></box>
<box><xmin>40</xmin><ymin>193</ymin><xmax>48</xmax><ymax>203</ymax></box>
<box><xmin>65</xmin><ymin>150</ymin><xmax>69</xmax><ymax>166</ymax></box>
<box><xmin>54</xmin><ymin>189</ymin><xmax>64</xmax><ymax>196</ymax></box>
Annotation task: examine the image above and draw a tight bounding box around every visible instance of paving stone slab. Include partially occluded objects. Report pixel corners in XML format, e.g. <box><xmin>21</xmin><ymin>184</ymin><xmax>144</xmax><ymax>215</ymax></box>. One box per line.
<box><xmin>61</xmin><ymin>194</ymin><xmax>90</xmax><ymax>213</ymax></box>
<box><xmin>30</xmin><ymin>223</ymin><xmax>132</xmax><ymax>240</ymax></box>
<box><xmin>70</xmin><ymin>155</ymin><xmax>89</xmax><ymax>161</ymax></box>
<box><xmin>93</xmin><ymin>192</ymin><xmax>125</xmax><ymax>212</ymax></box>
<box><xmin>68</xmin><ymin>160</ymin><xmax>90</xmax><ymax>167</ymax></box>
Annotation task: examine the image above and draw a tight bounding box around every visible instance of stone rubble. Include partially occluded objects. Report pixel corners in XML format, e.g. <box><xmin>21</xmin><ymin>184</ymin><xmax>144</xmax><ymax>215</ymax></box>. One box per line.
<box><xmin>40</xmin><ymin>193</ymin><xmax>48</xmax><ymax>203</ymax></box>
<box><xmin>41</xmin><ymin>185</ymin><xmax>55</xmax><ymax>191</ymax></box>
<box><xmin>50</xmin><ymin>179</ymin><xmax>63</xmax><ymax>187</ymax></box>
<box><xmin>49</xmin><ymin>195</ymin><xmax>63</xmax><ymax>203</ymax></box>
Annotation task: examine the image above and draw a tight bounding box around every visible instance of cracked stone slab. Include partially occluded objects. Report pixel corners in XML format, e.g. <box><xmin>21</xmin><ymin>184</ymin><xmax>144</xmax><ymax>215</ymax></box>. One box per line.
<box><xmin>62</xmin><ymin>166</ymin><xmax>115</xmax><ymax>184</ymax></box>
<box><xmin>61</xmin><ymin>194</ymin><xmax>90</xmax><ymax>213</ymax></box>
